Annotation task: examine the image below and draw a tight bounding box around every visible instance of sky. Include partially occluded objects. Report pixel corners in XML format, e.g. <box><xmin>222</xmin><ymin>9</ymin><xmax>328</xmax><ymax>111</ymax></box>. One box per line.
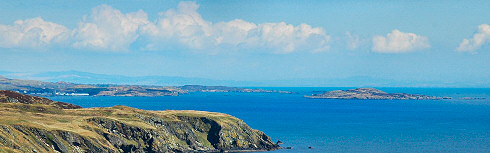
<box><xmin>0</xmin><ymin>0</ymin><xmax>489</xmax><ymax>86</ymax></box>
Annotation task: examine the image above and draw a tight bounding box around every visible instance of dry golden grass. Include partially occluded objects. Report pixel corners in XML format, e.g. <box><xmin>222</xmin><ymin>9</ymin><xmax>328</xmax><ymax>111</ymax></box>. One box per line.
<box><xmin>0</xmin><ymin>103</ymin><xmax>241</xmax><ymax>139</ymax></box>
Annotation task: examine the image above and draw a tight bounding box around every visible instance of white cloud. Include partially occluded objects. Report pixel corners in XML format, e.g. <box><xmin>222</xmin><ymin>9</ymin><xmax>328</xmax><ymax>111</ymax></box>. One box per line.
<box><xmin>72</xmin><ymin>5</ymin><xmax>149</xmax><ymax>51</ymax></box>
<box><xmin>0</xmin><ymin>17</ymin><xmax>69</xmax><ymax>48</ymax></box>
<box><xmin>141</xmin><ymin>1</ymin><xmax>213</xmax><ymax>50</ymax></box>
<box><xmin>142</xmin><ymin>1</ymin><xmax>331</xmax><ymax>53</ymax></box>
<box><xmin>457</xmin><ymin>24</ymin><xmax>490</xmax><ymax>52</ymax></box>
<box><xmin>372</xmin><ymin>29</ymin><xmax>430</xmax><ymax>53</ymax></box>
<box><xmin>254</xmin><ymin>22</ymin><xmax>330</xmax><ymax>53</ymax></box>
<box><xmin>0</xmin><ymin>1</ymin><xmax>330</xmax><ymax>53</ymax></box>
<box><xmin>212</xmin><ymin>19</ymin><xmax>257</xmax><ymax>46</ymax></box>
<box><xmin>345</xmin><ymin>31</ymin><xmax>362</xmax><ymax>50</ymax></box>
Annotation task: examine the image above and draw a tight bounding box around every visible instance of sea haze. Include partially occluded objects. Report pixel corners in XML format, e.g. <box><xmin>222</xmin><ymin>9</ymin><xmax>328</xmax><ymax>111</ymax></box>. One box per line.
<box><xmin>49</xmin><ymin>88</ymin><xmax>490</xmax><ymax>152</ymax></box>
<box><xmin>1</xmin><ymin>71</ymin><xmax>487</xmax><ymax>87</ymax></box>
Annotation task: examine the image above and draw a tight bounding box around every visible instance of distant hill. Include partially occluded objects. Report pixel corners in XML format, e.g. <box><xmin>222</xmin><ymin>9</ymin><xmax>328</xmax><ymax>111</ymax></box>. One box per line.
<box><xmin>0</xmin><ymin>70</ymin><xmax>249</xmax><ymax>86</ymax></box>
<box><xmin>1</xmin><ymin>70</ymin><xmax>487</xmax><ymax>87</ymax></box>
<box><xmin>0</xmin><ymin>90</ymin><xmax>81</xmax><ymax>109</ymax></box>
<box><xmin>0</xmin><ymin>76</ymin><xmax>287</xmax><ymax>97</ymax></box>
<box><xmin>0</xmin><ymin>75</ymin><xmax>75</xmax><ymax>92</ymax></box>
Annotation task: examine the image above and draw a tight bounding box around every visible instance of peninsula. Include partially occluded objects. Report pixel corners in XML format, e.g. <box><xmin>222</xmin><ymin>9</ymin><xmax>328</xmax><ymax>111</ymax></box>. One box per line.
<box><xmin>0</xmin><ymin>90</ymin><xmax>280</xmax><ymax>152</ymax></box>
<box><xmin>0</xmin><ymin>76</ymin><xmax>289</xmax><ymax>97</ymax></box>
<box><xmin>306</xmin><ymin>88</ymin><xmax>445</xmax><ymax>100</ymax></box>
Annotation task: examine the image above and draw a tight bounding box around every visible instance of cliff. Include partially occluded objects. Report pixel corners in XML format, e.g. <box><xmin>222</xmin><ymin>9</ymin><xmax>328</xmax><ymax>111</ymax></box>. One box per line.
<box><xmin>0</xmin><ymin>90</ymin><xmax>279</xmax><ymax>152</ymax></box>
<box><xmin>306</xmin><ymin>88</ymin><xmax>444</xmax><ymax>100</ymax></box>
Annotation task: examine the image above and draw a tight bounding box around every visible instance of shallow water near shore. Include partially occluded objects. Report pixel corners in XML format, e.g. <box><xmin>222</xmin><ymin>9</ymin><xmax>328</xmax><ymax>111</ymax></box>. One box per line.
<box><xmin>49</xmin><ymin>88</ymin><xmax>490</xmax><ymax>152</ymax></box>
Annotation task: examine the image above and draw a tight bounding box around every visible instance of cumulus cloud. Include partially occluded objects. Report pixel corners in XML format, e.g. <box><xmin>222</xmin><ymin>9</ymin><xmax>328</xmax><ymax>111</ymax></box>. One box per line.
<box><xmin>72</xmin><ymin>5</ymin><xmax>149</xmax><ymax>51</ymax></box>
<box><xmin>142</xmin><ymin>1</ymin><xmax>331</xmax><ymax>53</ymax></box>
<box><xmin>141</xmin><ymin>1</ymin><xmax>213</xmax><ymax>50</ymax></box>
<box><xmin>0</xmin><ymin>17</ymin><xmax>69</xmax><ymax>48</ymax></box>
<box><xmin>254</xmin><ymin>22</ymin><xmax>330</xmax><ymax>53</ymax></box>
<box><xmin>372</xmin><ymin>29</ymin><xmax>430</xmax><ymax>53</ymax></box>
<box><xmin>212</xmin><ymin>19</ymin><xmax>257</xmax><ymax>46</ymax></box>
<box><xmin>0</xmin><ymin>1</ymin><xmax>330</xmax><ymax>53</ymax></box>
<box><xmin>457</xmin><ymin>24</ymin><xmax>490</xmax><ymax>52</ymax></box>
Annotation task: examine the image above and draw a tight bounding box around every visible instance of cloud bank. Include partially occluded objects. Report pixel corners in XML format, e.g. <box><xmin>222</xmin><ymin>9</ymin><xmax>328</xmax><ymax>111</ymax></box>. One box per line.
<box><xmin>372</xmin><ymin>29</ymin><xmax>430</xmax><ymax>53</ymax></box>
<box><xmin>73</xmin><ymin>5</ymin><xmax>149</xmax><ymax>51</ymax></box>
<box><xmin>457</xmin><ymin>24</ymin><xmax>490</xmax><ymax>52</ymax></box>
<box><xmin>0</xmin><ymin>1</ymin><xmax>330</xmax><ymax>54</ymax></box>
<box><xmin>0</xmin><ymin>17</ymin><xmax>69</xmax><ymax>49</ymax></box>
<box><xmin>142</xmin><ymin>1</ymin><xmax>330</xmax><ymax>53</ymax></box>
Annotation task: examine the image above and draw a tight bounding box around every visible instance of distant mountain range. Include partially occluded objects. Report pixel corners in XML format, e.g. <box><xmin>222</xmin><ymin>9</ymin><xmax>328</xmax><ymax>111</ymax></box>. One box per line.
<box><xmin>0</xmin><ymin>70</ymin><xmax>245</xmax><ymax>86</ymax></box>
<box><xmin>0</xmin><ymin>70</ymin><xmax>487</xmax><ymax>87</ymax></box>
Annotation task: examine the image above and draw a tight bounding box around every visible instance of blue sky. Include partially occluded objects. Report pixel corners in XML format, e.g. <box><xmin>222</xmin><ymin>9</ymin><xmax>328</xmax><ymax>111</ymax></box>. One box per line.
<box><xmin>0</xmin><ymin>0</ymin><xmax>489</xmax><ymax>86</ymax></box>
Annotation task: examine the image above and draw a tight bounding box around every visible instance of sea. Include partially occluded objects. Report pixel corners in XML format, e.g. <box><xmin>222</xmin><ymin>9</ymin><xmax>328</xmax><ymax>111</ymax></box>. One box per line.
<box><xmin>49</xmin><ymin>88</ymin><xmax>490</xmax><ymax>153</ymax></box>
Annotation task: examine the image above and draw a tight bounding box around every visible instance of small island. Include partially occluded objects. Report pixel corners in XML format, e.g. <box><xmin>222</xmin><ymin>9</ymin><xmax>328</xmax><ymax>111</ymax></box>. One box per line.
<box><xmin>306</xmin><ymin>88</ymin><xmax>446</xmax><ymax>100</ymax></box>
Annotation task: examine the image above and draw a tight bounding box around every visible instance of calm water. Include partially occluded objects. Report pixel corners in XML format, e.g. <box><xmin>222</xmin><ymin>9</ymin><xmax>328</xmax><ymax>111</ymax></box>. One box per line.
<box><xmin>49</xmin><ymin>88</ymin><xmax>490</xmax><ymax>153</ymax></box>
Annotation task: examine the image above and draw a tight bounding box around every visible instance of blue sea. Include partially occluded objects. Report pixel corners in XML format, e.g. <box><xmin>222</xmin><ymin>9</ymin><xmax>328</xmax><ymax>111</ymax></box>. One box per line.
<box><xmin>49</xmin><ymin>88</ymin><xmax>490</xmax><ymax>153</ymax></box>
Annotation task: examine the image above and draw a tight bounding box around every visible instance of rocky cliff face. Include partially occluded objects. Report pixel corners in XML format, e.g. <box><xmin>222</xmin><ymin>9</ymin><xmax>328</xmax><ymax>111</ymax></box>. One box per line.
<box><xmin>0</xmin><ymin>91</ymin><xmax>279</xmax><ymax>153</ymax></box>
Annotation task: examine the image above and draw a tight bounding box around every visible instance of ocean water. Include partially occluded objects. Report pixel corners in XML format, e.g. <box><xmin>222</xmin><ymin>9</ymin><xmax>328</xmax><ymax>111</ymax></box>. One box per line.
<box><xmin>49</xmin><ymin>88</ymin><xmax>490</xmax><ymax>153</ymax></box>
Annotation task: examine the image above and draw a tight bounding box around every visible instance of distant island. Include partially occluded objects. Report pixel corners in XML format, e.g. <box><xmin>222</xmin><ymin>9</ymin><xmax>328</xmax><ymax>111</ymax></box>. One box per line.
<box><xmin>0</xmin><ymin>90</ymin><xmax>280</xmax><ymax>152</ymax></box>
<box><xmin>0</xmin><ymin>76</ymin><xmax>290</xmax><ymax>97</ymax></box>
<box><xmin>306</xmin><ymin>88</ymin><xmax>448</xmax><ymax>100</ymax></box>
